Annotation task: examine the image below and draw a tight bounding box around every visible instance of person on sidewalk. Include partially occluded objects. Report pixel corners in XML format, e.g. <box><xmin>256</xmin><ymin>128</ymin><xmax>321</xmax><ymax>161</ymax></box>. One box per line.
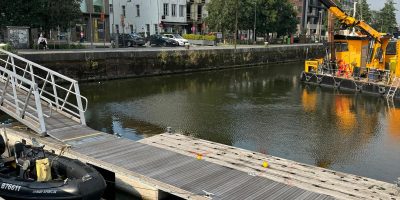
<box><xmin>80</xmin><ymin>31</ymin><xmax>84</xmax><ymax>43</ymax></box>
<box><xmin>38</xmin><ymin>33</ymin><xmax>48</xmax><ymax>50</ymax></box>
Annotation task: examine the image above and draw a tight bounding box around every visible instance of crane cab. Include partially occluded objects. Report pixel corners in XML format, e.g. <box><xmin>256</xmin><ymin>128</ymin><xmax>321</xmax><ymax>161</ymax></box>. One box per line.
<box><xmin>385</xmin><ymin>40</ymin><xmax>400</xmax><ymax>78</ymax></box>
<box><xmin>333</xmin><ymin>35</ymin><xmax>370</xmax><ymax>73</ymax></box>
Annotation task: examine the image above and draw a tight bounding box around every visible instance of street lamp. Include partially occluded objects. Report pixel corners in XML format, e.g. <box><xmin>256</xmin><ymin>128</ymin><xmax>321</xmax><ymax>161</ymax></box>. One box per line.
<box><xmin>318</xmin><ymin>10</ymin><xmax>323</xmax><ymax>42</ymax></box>
<box><xmin>254</xmin><ymin>0</ymin><xmax>256</xmax><ymax>44</ymax></box>
<box><xmin>89</xmin><ymin>1</ymin><xmax>93</xmax><ymax>48</ymax></box>
<box><xmin>234</xmin><ymin>0</ymin><xmax>238</xmax><ymax>50</ymax></box>
<box><xmin>111</xmin><ymin>0</ymin><xmax>115</xmax><ymax>35</ymax></box>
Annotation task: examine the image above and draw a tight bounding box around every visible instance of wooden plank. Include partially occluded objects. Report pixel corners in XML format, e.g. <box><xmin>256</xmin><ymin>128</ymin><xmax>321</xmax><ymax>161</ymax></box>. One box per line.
<box><xmin>5</xmin><ymin>125</ymin><xmax>336</xmax><ymax>200</ymax></box>
<box><xmin>141</xmin><ymin>134</ymin><xmax>398</xmax><ymax>200</ymax></box>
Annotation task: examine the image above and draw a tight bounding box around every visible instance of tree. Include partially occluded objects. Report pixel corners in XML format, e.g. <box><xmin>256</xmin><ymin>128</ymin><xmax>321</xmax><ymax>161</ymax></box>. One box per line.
<box><xmin>356</xmin><ymin>0</ymin><xmax>372</xmax><ymax>24</ymax></box>
<box><xmin>268</xmin><ymin>0</ymin><xmax>298</xmax><ymax>37</ymax></box>
<box><xmin>377</xmin><ymin>0</ymin><xmax>397</xmax><ymax>33</ymax></box>
<box><xmin>206</xmin><ymin>0</ymin><xmax>237</xmax><ymax>35</ymax></box>
<box><xmin>206</xmin><ymin>0</ymin><xmax>298</xmax><ymax>38</ymax></box>
<box><xmin>0</xmin><ymin>0</ymin><xmax>82</xmax><ymax>31</ymax></box>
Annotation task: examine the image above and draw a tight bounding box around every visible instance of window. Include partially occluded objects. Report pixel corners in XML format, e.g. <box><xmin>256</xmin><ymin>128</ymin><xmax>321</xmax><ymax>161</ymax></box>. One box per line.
<box><xmin>298</xmin><ymin>6</ymin><xmax>302</xmax><ymax>13</ymax></box>
<box><xmin>136</xmin><ymin>5</ymin><xmax>140</xmax><ymax>17</ymax></box>
<box><xmin>122</xmin><ymin>5</ymin><xmax>126</xmax><ymax>17</ymax></box>
<box><xmin>335</xmin><ymin>42</ymin><xmax>348</xmax><ymax>52</ymax></box>
<box><xmin>179</xmin><ymin>5</ymin><xmax>185</xmax><ymax>17</ymax></box>
<box><xmin>116</xmin><ymin>25</ymin><xmax>119</xmax><ymax>34</ymax></box>
<box><xmin>172</xmin><ymin>4</ymin><xmax>176</xmax><ymax>17</ymax></box>
<box><xmin>146</xmin><ymin>24</ymin><xmax>150</xmax><ymax>37</ymax></box>
<box><xmin>154</xmin><ymin>24</ymin><xmax>158</xmax><ymax>34</ymax></box>
<box><xmin>130</xmin><ymin>25</ymin><xmax>134</xmax><ymax>34</ymax></box>
<box><xmin>93</xmin><ymin>0</ymin><xmax>104</xmax><ymax>13</ymax></box>
<box><xmin>163</xmin><ymin>3</ymin><xmax>169</xmax><ymax>16</ymax></box>
<box><xmin>386</xmin><ymin>41</ymin><xmax>397</xmax><ymax>55</ymax></box>
<box><xmin>110</xmin><ymin>4</ymin><xmax>113</xmax><ymax>13</ymax></box>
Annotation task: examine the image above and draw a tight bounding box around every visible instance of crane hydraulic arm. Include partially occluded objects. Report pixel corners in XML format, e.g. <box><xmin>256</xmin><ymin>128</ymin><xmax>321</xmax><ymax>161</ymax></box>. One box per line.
<box><xmin>319</xmin><ymin>0</ymin><xmax>382</xmax><ymax>43</ymax></box>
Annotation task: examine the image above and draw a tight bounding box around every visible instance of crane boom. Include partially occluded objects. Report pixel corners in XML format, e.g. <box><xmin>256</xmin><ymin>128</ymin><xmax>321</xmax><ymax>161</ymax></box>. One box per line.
<box><xmin>319</xmin><ymin>0</ymin><xmax>382</xmax><ymax>42</ymax></box>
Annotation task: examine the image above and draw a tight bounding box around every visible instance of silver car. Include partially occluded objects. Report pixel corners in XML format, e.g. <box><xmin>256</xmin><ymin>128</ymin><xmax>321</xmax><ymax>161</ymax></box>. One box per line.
<box><xmin>163</xmin><ymin>34</ymin><xmax>189</xmax><ymax>46</ymax></box>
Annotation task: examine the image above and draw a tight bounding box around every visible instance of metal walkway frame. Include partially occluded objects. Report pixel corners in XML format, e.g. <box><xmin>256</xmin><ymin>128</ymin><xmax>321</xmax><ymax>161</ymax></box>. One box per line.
<box><xmin>0</xmin><ymin>48</ymin><xmax>87</xmax><ymax>136</ymax></box>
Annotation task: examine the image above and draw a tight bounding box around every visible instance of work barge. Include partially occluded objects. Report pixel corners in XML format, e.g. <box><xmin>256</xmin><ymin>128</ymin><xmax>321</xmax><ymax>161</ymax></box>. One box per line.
<box><xmin>0</xmin><ymin>45</ymin><xmax>398</xmax><ymax>199</ymax></box>
<box><xmin>302</xmin><ymin>0</ymin><xmax>400</xmax><ymax>100</ymax></box>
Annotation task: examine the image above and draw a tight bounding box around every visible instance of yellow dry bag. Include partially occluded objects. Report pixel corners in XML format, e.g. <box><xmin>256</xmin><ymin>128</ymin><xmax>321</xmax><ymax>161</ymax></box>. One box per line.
<box><xmin>36</xmin><ymin>158</ymin><xmax>52</xmax><ymax>182</ymax></box>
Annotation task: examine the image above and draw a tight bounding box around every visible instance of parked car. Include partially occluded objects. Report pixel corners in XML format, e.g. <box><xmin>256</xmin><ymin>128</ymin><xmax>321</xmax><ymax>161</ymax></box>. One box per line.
<box><xmin>149</xmin><ymin>34</ymin><xmax>179</xmax><ymax>46</ymax></box>
<box><xmin>162</xmin><ymin>34</ymin><xmax>189</xmax><ymax>46</ymax></box>
<box><xmin>118</xmin><ymin>33</ymin><xmax>145</xmax><ymax>47</ymax></box>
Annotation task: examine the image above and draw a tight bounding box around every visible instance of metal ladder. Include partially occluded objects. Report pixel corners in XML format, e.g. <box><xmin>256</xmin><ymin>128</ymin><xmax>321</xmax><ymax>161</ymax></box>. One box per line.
<box><xmin>386</xmin><ymin>76</ymin><xmax>400</xmax><ymax>100</ymax></box>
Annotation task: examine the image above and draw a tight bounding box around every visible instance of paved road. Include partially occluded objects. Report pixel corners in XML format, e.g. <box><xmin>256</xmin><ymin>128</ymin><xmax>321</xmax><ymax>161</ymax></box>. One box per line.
<box><xmin>18</xmin><ymin>43</ymin><xmax>322</xmax><ymax>55</ymax></box>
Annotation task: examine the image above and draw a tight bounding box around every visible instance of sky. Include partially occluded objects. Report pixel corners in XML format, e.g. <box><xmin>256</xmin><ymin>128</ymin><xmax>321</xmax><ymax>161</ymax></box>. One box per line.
<box><xmin>367</xmin><ymin>0</ymin><xmax>400</xmax><ymax>25</ymax></box>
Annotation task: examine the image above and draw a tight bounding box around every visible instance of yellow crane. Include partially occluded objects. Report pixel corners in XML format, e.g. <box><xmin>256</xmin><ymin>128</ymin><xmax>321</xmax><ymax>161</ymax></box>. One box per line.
<box><xmin>305</xmin><ymin>0</ymin><xmax>400</xmax><ymax>79</ymax></box>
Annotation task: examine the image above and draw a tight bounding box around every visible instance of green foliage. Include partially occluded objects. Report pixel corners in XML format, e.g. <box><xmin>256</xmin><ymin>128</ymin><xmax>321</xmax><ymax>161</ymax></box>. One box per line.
<box><xmin>377</xmin><ymin>0</ymin><xmax>398</xmax><ymax>33</ymax></box>
<box><xmin>356</xmin><ymin>0</ymin><xmax>372</xmax><ymax>24</ymax></box>
<box><xmin>32</xmin><ymin>43</ymin><xmax>85</xmax><ymax>49</ymax></box>
<box><xmin>0</xmin><ymin>0</ymin><xmax>82</xmax><ymax>31</ymax></box>
<box><xmin>205</xmin><ymin>0</ymin><xmax>298</xmax><ymax>37</ymax></box>
<box><xmin>205</xmin><ymin>0</ymin><xmax>236</xmax><ymax>34</ymax></box>
<box><xmin>183</xmin><ymin>34</ymin><xmax>216</xmax><ymax>41</ymax></box>
<box><xmin>0</xmin><ymin>43</ymin><xmax>17</xmax><ymax>53</ymax></box>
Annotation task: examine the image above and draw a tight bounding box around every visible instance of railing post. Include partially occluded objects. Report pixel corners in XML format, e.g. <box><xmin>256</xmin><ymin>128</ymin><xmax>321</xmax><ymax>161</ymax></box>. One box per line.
<box><xmin>50</xmin><ymin>74</ymin><xmax>59</xmax><ymax>109</ymax></box>
<box><xmin>9</xmin><ymin>58</ymin><xmax>21</xmax><ymax>116</ymax></box>
<box><xmin>73</xmin><ymin>81</ymin><xmax>86</xmax><ymax>125</ymax></box>
<box><xmin>33</xmin><ymin>84</ymin><xmax>47</xmax><ymax>136</ymax></box>
<box><xmin>20</xmin><ymin>86</ymin><xmax>33</xmax><ymax>119</ymax></box>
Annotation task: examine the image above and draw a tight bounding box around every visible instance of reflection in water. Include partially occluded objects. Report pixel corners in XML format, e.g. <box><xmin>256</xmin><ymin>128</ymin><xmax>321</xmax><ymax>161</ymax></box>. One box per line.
<box><xmin>81</xmin><ymin>63</ymin><xmax>400</xmax><ymax>183</ymax></box>
<box><xmin>388</xmin><ymin>107</ymin><xmax>400</xmax><ymax>140</ymax></box>
<box><xmin>301</xmin><ymin>90</ymin><xmax>317</xmax><ymax>112</ymax></box>
<box><xmin>300</xmin><ymin>88</ymin><xmax>381</xmax><ymax>169</ymax></box>
<box><xmin>334</xmin><ymin>97</ymin><xmax>357</xmax><ymax>133</ymax></box>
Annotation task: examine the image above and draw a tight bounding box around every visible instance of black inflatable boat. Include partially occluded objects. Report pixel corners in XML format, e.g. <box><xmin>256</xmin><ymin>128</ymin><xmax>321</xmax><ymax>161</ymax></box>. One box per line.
<box><xmin>0</xmin><ymin>135</ymin><xmax>106</xmax><ymax>200</ymax></box>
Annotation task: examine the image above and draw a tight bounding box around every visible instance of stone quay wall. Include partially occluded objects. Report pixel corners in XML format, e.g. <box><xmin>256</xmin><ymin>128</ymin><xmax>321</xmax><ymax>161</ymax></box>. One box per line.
<box><xmin>18</xmin><ymin>44</ymin><xmax>324</xmax><ymax>82</ymax></box>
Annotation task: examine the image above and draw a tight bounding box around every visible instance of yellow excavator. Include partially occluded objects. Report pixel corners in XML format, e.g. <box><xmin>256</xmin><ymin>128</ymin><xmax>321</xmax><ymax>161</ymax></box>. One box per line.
<box><xmin>304</xmin><ymin>0</ymin><xmax>400</xmax><ymax>79</ymax></box>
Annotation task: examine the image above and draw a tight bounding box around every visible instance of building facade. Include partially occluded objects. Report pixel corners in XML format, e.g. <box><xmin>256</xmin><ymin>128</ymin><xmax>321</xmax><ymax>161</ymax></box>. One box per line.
<box><xmin>110</xmin><ymin>0</ymin><xmax>188</xmax><ymax>37</ymax></box>
<box><xmin>187</xmin><ymin>0</ymin><xmax>209</xmax><ymax>34</ymax></box>
<box><xmin>290</xmin><ymin>0</ymin><xmax>355</xmax><ymax>37</ymax></box>
<box><xmin>77</xmin><ymin>0</ymin><xmax>111</xmax><ymax>43</ymax></box>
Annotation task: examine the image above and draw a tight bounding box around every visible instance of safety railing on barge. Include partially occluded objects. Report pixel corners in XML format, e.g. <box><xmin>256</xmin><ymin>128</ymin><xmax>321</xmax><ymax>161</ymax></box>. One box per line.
<box><xmin>0</xmin><ymin>48</ymin><xmax>87</xmax><ymax>136</ymax></box>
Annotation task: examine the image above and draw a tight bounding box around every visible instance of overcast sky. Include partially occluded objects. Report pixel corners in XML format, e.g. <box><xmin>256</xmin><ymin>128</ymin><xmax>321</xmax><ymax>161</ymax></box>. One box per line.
<box><xmin>367</xmin><ymin>0</ymin><xmax>400</xmax><ymax>25</ymax></box>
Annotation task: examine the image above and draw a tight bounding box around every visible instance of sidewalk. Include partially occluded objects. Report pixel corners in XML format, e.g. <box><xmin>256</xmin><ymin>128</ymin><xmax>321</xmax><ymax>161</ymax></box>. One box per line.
<box><xmin>17</xmin><ymin>43</ymin><xmax>323</xmax><ymax>54</ymax></box>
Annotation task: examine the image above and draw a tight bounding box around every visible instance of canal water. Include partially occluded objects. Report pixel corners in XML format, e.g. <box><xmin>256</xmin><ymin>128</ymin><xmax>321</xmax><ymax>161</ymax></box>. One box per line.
<box><xmin>81</xmin><ymin>62</ymin><xmax>400</xmax><ymax>183</ymax></box>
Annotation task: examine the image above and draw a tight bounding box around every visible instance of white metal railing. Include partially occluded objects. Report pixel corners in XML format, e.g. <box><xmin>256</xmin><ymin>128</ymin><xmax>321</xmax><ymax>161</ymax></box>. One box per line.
<box><xmin>0</xmin><ymin>48</ymin><xmax>87</xmax><ymax>135</ymax></box>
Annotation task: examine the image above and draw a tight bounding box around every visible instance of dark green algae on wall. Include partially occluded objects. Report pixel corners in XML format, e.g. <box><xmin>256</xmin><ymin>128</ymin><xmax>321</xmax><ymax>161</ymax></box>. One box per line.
<box><xmin>18</xmin><ymin>44</ymin><xmax>324</xmax><ymax>82</ymax></box>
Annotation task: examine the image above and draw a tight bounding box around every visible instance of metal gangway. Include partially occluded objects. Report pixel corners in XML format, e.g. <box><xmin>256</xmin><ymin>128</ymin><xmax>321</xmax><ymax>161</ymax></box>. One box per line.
<box><xmin>0</xmin><ymin>48</ymin><xmax>88</xmax><ymax>141</ymax></box>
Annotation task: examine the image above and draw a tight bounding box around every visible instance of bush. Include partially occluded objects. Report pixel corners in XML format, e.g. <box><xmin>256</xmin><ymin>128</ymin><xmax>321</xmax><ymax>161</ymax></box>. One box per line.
<box><xmin>32</xmin><ymin>43</ymin><xmax>85</xmax><ymax>50</ymax></box>
<box><xmin>183</xmin><ymin>34</ymin><xmax>216</xmax><ymax>41</ymax></box>
<box><xmin>0</xmin><ymin>43</ymin><xmax>17</xmax><ymax>53</ymax></box>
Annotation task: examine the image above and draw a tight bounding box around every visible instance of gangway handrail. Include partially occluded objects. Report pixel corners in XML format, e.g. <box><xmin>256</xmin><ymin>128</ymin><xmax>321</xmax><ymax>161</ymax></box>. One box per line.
<box><xmin>0</xmin><ymin>49</ymin><xmax>77</xmax><ymax>83</ymax></box>
<box><xmin>0</xmin><ymin>57</ymin><xmax>88</xmax><ymax>119</ymax></box>
<box><xmin>0</xmin><ymin>48</ymin><xmax>87</xmax><ymax>126</ymax></box>
<box><xmin>0</xmin><ymin>56</ymin><xmax>88</xmax><ymax>112</ymax></box>
<box><xmin>0</xmin><ymin>64</ymin><xmax>46</xmax><ymax>134</ymax></box>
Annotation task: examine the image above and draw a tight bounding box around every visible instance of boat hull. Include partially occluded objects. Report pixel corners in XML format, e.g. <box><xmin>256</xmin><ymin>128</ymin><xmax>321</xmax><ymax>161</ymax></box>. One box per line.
<box><xmin>0</xmin><ymin>154</ymin><xmax>106</xmax><ymax>200</ymax></box>
<box><xmin>300</xmin><ymin>72</ymin><xmax>400</xmax><ymax>99</ymax></box>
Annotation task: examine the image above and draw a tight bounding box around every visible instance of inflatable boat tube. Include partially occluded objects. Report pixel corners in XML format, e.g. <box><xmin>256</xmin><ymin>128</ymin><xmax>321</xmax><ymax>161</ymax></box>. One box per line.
<box><xmin>0</xmin><ymin>153</ymin><xmax>106</xmax><ymax>200</ymax></box>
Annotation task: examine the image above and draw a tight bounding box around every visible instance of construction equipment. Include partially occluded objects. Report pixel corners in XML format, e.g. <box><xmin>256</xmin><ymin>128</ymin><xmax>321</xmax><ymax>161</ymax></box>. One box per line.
<box><xmin>305</xmin><ymin>0</ymin><xmax>399</xmax><ymax>78</ymax></box>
